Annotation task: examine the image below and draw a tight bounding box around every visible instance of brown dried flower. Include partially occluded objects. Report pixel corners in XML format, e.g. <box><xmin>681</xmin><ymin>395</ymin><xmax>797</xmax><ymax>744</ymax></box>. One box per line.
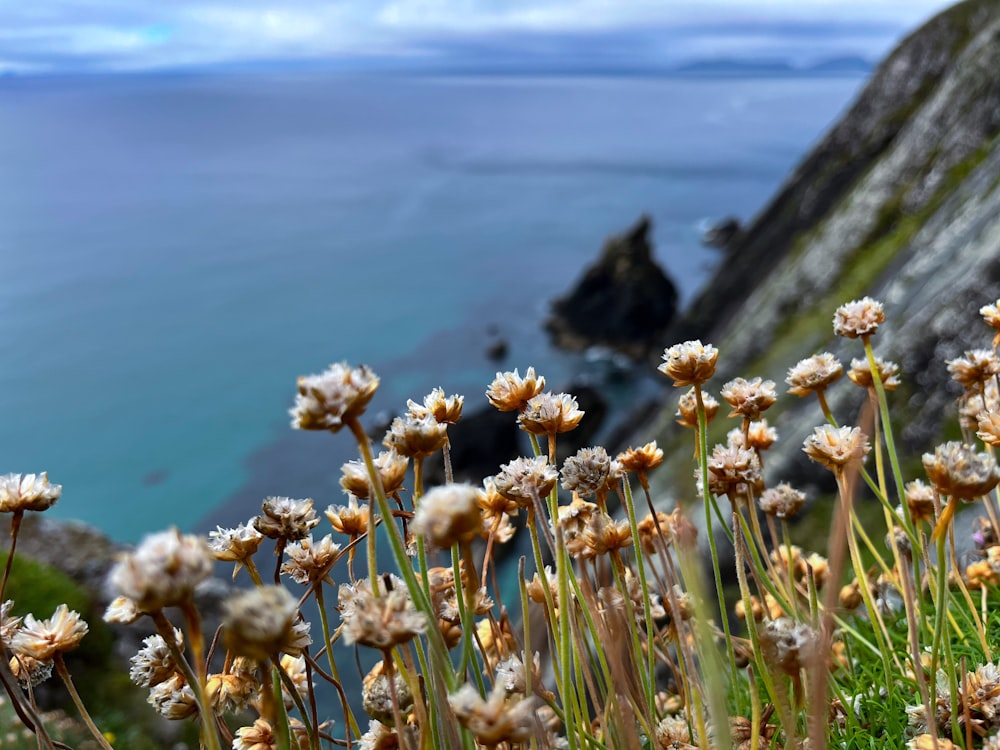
<box><xmin>148</xmin><ymin>674</ymin><xmax>199</xmax><ymax>720</ymax></box>
<box><xmin>223</xmin><ymin>585</ymin><xmax>310</xmax><ymax>659</ymax></box>
<box><xmin>362</xmin><ymin>660</ymin><xmax>414</xmax><ymax>724</ymax></box>
<box><xmin>833</xmin><ymin>297</ymin><xmax>884</xmax><ymax>338</ymax></box>
<box><xmin>290</xmin><ymin>362</ymin><xmax>379</xmax><ymax>432</ymax></box>
<box><xmin>847</xmin><ymin>356</ymin><xmax>901</xmax><ymax>390</ymax></box>
<box><xmin>408</xmin><ymin>387</ymin><xmax>464</xmax><ymax>424</ymax></box>
<box><xmin>9</xmin><ymin>653</ymin><xmax>54</xmax><ymax>687</ymax></box>
<box><xmin>383</xmin><ymin>413</ymin><xmax>449</xmax><ymax>458</ymax></box>
<box><xmin>659</xmin><ymin>340</ymin><xmax>719</xmax><ymax>387</ymax></box>
<box><xmin>281</xmin><ymin>534</ymin><xmax>342</xmax><ymax>584</ymax></box>
<box><xmin>110</xmin><ymin>528</ymin><xmax>214</xmax><ymax>611</ymax></box>
<box><xmin>802</xmin><ymin>425</ymin><xmax>870</xmax><ymax>472</ymax></box>
<box><xmin>0</xmin><ymin>472</ymin><xmax>61</xmax><ymax>514</ymax></box>
<box><xmin>325</xmin><ymin>495</ymin><xmax>370</xmax><ymax>537</ymax></box>
<box><xmin>758</xmin><ymin>483</ymin><xmax>806</xmax><ymax>519</ymax></box>
<box><xmin>786</xmin><ymin>352</ymin><xmax>843</xmax><ymax>396</ymax></box>
<box><xmin>759</xmin><ymin>617</ymin><xmax>818</xmax><ymax>677</ymax></box>
<box><xmin>449</xmin><ymin>683</ymin><xmax>538</xmax><ymax>746</ymax></box>
<box><xmin>676</xmin><ymin>387</ymin><xmax>719</xmax><ymax>428</ymax></box>
<box><xmin>618</xmin><ymin>441</ymin><xmax>664</xmax><ymax>474</ymax></box>
<box><xmin>904</xmin><ymin>479</ymin><xmax>937</xmax><ymax>525</ymax></box>
<box><xmin>486</xmin><ymin>367</ymin><xmax>546</xmax><ymax>412</ymax></box>
<box><xmin>129</xmin><ymin>628</ymin><xmax>183</xmax><ymax>688</ymax></box>
<box><xmin>493</xmin><ymin>455</ymin><xmax>558</xmax><ymax>506</ymax></box>
<box><xmin>978</xmin><ymin>411</ymin><xmax>1000</xmax><ymax>447</ymax></box>
<box><xmin>411</xmin><ymin>483</ymin><xmax>484</xmax><ymax>548</ymax></box>
<box><xmin>9</xmin><ymin>604</ymin><xmax>88</xmax><ymax>661</ymax></box>
<box><xmin>340</xmin><ymin>449</ymin><xmax>408</xmax><ymax>499</ymax></box>
<box><xmin>948</xmin><ymin>349</ymin><xmax>1000</xmax><ymax>391</ymax></box>
<box><xmin>720</xmin><ymin>377</ymin><xmax>777</xmax><ymax>420</ymax></box>
<box><xmin>705</xmin><ymin>443</ymin><xmax>762</xmax><ymax>497</ymax></box>
<box><xmin>254</xmin><ymin>496</ymin><xmax>320</xmax><ymax>542</ymax></box>
<box><xmin>561</xmin><ymin>446</ymin><xmax>611</xmax><ymax>498</ymax></box>
<box><xmin>923</xmin><ymin>442</ymin><xmax>1000</xmax><ymax>500</ymax></box>
<box><xmin>518</xmin><ymin>392</ymin><xmax>585</xmax><ymax>435</ymax></box>
<box><xmin>339</xmin><ymin>575</ymin><xmax>427</xmax><ymax>651</ymax></box>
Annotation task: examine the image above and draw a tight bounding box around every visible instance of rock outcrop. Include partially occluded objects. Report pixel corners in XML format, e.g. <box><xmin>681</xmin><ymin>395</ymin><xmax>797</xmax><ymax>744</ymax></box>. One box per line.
<box><xmin>641</xmin><ymin>0</ymin><xmax>1000</xmax><ymax>506</ymax></box>
<box><xmin>546</xmin><ymin>215</ymin><xmax>679</xmax><ymax>360</ymax></box>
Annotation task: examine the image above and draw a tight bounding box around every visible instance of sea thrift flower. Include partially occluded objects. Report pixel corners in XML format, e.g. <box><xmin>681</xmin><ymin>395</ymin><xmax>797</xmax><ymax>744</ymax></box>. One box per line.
<box><xmin>111</xmin><ymin>528</ymin><xmax>214</xmax><ymax>611</ymax></box>
<box><xmin>382</xmin><ymin>413</ymin><xmax>449</xmax><ymax>458</ymax></box>
<box><xmin>9</xmin><ymin>605</ymin><xmax>88</xmax><ymax>661</ymax></box>
<box><xmin>982</xmin><ymin>301</ymin><xmax>1000</xmax><ymax>347</ymax></box>
<box><xmin>676</xmin><ymin>387</ymin><xmax>719</xmax><ymax>428</ymax></box>
<box><xmin>617</xmin><ymin>441</ymin><xmax>664</xmax><ymax>474</ymax></box>
<box><xmin>223</xmin><ymin>585</ymin><xmax>310</xmax><ymax>659</ymax></box>
<box><xmin>280</xmin><ymin>654</ymin><xmax>310</xmax><ymax>708</ymax></box>
<box><xmin>561</xmin><ymin>446</ymin><xmax>611</xmax><ymax>498</ymax></box>
<box><xmin>705</xmin><ymin>443</ymin><xmax>762</xmax><ymax>497</ymax></box>
<box><xmin>655</xmin><ymin>716</ymin><xmax>695</xmax><ymax>750</ymax></box>
<box><xmin>290</xmin><ymin>362</ymin><xmax>379</xmax><ymax>432</ymax></box>
<box><xmin>486</xmin><ymin>367</ymin><xmax>545</xmax><ymax>412</ymax></box>
<box><xmin>449</xmin><ymin>683</ymin><xmax>538</xmax><ymax>746</ymax></box>
<box><xmin>904</xmin><ymin>480</ymin><xmax>937</xmax><ymax>524</ymax></box>
<box><xmin>339</xmin><ymin>575</ymin><xmax>427</xmax><ymax>651</ymax></box>
<box><xmin>575</xmin><ymin>512</ymin><xmax>632</xmax><ymax>559</ymax></box>
<box><xmin>495</xmin><ymin>652</ymin><xmax>541</xmax><ymax>696</ymax></box>
<box><xmin>786</xmin><ymin>352</ymin><xmax>843</xmax><ymax>396</ymax></box>
<box><xmin>411</xmin><ymin>483</ymin><xmax>484</xmax><ymax>548</ymax></box>
<box><xmin>847</xmin><ymin>356</ymin><xmax>901</xmax><ymax>390</ymax></box>
<box><xmin>9</xmin><ymin>654</ymin><xmax>54</xmax><ymax>687</ymax></box>
<box><xmin>147</xmin><ymin>673</ymin><xmax>198</xmax><ymax>720</ymax></box>
<box><xmin>130</xmin><ymin>629</ymin><xmax>183</xmax><ymax>688</ymax></box>
<box><xmin>208</xmin><ymin>522</ymin><xmax>264</xmax><ymax>577</ymax></box>
<box><xmin>281</xmin><ymin>534</ymin><xmax>342</xmax><ymax>584</ymax></box>
<box><xmin>803</xmin><ymin>425</ymin><xmax>870</xmax><ymax>471</ymax></box>
<box><xmin>948</xmin><ymin>349</ymin><xmax>1000</xmax><ymax>391</ymax></box>
<box><xmin>408</xmin><ymin>387</ymin><xmax>464</xmax><ymax>424</ymax></box>
<box><xmin>744</xmin><ymin>420</ymin><xmax>778</xmax><ymax>451</ymax></box>
<box><xmin>979</xmin><ymin>411</ymin><xmax>1000</xmax><ymax>447</ymax></box>
<box><xmin>720</xmin><ymin>377</ymin><xmax>777</xmax><ymax>420</ymax></box>
<box><xmin>0</xmin><ymin>472</ymin><xmax>61</xmax><ymax>513</ymax></box>
<box><xmin>518</xmin><ymin>392</ymin><xmax>585</xmax><ymax>435</ymax></box>
<box><xmin>659</xmin><ymin>340</ymin><xmax>718</xmax><ymax>387</ymax></box>
<box><xmin>362</xmin><ymin>660</ymin><xmax>414</xmax><ymax>724</ymax></box>
<box><xmin>493</xmin><ymin>456</ymin><xmax>558</xmax><ymax>506</ymax></box>
<box><xmin>833</xmin><ymin>297</ymin><xmax>884</xmax><ymax>338</ymax></box>
<box><xmin>759</xmin><ymin>617</ymin><xmax>818</xmax><ymax>676</ymax></box>
<box><xmin>923</xmin><ymin>442</ymin><xmax>1000</xmax><ymax>500</ymax></box>
<box><xmin>232</xmin><ymin>718</ymin><xmax>279</xmax><ymax>750</ymax></box>
<box><xmin>758</xmin><ymin>483</ymin><xmax>806</xmax><ymax>519</ymax></box>
<box><xmin>103</xmin><ymin>595</ymin><xmax>141</xmax><ymax>625</ymax></box>
<box><xmin>206</xmin><ymin>670</ymin><xmax>258</xmax><ymax>714</ymax></box>
<box><xmin>339</xmin><ymin>450</ymin><xmax>408</xmax><ymax>499</ymax></box>
<box><xmin>325</xmin><ymin>495</ymin><xmax>369</xmax><ymax>537</ymax></box>
<box><xmin>253</xmin><ymin>496</ymin><xmax>319</xmax><ymax>541</ymax></box>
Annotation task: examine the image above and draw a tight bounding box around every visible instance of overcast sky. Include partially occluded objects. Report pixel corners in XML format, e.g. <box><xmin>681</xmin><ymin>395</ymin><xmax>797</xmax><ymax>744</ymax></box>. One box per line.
<box><xmin>0</xmin><ymin>0</ymin><xmax>957</xmax><ymax>75</ymax></box>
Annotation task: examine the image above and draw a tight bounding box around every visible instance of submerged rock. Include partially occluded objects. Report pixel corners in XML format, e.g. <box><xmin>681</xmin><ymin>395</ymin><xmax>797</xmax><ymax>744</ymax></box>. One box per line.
<box><xmin>546</xmin><ymin>215</ymin><xmax>679</xmax><ymax>360</ymax></box>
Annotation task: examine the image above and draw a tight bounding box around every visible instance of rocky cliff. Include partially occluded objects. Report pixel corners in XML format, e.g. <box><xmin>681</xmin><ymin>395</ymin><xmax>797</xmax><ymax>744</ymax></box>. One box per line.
<box><xmin>642</xmin><ymin>0</ymin><xmax>1000</xmax><ymax>505</ymax></box>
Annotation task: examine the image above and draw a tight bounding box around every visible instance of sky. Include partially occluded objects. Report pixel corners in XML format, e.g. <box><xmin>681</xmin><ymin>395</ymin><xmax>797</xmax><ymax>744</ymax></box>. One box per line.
<box><xmin>0</xmin><ymin>0</ymin><xmax>958</xmax><ymax>75</ymax></box>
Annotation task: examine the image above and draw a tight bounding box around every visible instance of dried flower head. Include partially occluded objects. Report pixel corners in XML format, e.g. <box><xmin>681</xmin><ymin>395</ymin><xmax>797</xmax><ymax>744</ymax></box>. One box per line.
<box><xmin>561</xmin><ymin>446</ymin><xmax>611</xmax><ymax>498</ymax></box>
<box><xmin>847</xmin><ymin>356</ymin><xmax>901</xmax><ymax>390</ymax></box>
<box><xmin>745</xmin><ymin>419</ymin><xmax>778</xmax><ymax>451</ymax></box>
<box><xmin>948</xmin><ymin>349</ymin><xmax>1000</xmax><ymax>391</ymax></box>
<box><xmin>9</xmin><ymin>604</ymin><xmax>88</xmax><ymax>661</ymax></box>
<box><xmin>279</xmin><ymin>654</ymin><xmax>310</xmax><ymax>709</ymax></box>
<box><xmin>408</xmin><ymin>387</ymin><xmax>464</xmax><ymax>424</ymax></box>
<box><xmin>233</xmin><ymin>718</ymin><xmax>280</xmax><ymax>750</ymax></box>
<box><xmin>253</xmin><ymin>496</ymin><xmax>320</xmax><ymax>541</ymax></box>
<box><xmin>759</xmin><ymin>617</ymin><xmax>818</xmax><ymax>676</ymax></box>
<box><xmin>339</xmin><ymin>575</ymin><xmax>427</xmax><ymax>651</ymax></box>
<box><xmin>130</xmin><ymin>629</ymin><xmax>183</xmax><ymax>688</ymax></box>
<box><xmin>206</xmin><ymin>669</ymin><xmax>258</xmax><ymax>714</ymax></box>
<box><xmin>486</xmin><ymin>367</ymin><xmax>546</xmax><ymax>412</ymax></box>
<box><xmin>411</xmin><ymin>483</ymin><xmax>484</xmax><ymax>548</ymax></box>
<box><xmin>1</xmin><ymin>600</ymin><xmax>23</xmax><ymax>645</ymax></box>
<box><xmin>904</xmin><ymin>479</ymin><xmax>937</xmax><ymax>524</ymax></box>
<box><xmin>339</xmin><ymin>450</ymin><xmax>408</xmax><ymax>499</ymax></box>
<box><xmin>493</xmin><ymin>456</ymin><xmax>558</xmax><ymax>506</ymax></box>
<box><xmin>111</xmin><ymin>528</ymin><xmax>214</xmax><ymax>611</ymax></box>
<box><xmin>655</xmin><ymin>715</ymin><xmax>695</xmax><ymax>750</ymax></box>
<box><xmin>978</xmin><ymin>411</ymin><xmax>1000</xmax><ymax>447</ymax></box>
<box><xmin>383</xmin><ymin>413</ymin><xmax>449</xmax><ymax>458</ymax></box>
<box><xmin>148</xmin><ymin>673</ymin><xmax>199</xmax><ymax>720</ymax></box>
<box><xmin>720</xmin><ymin>377</ymin><xmax>777</xmax><ymax>420</ymax></box>
<box><xmin>518</xmin><ymin>392</ymin><xmax>584</xmax><ymax>435</ymax></box>
<box><xmin>362</xmin><ymin>660</ymin><xmax>414</xmax><ymax>724</ymax></box>
<box><xmin>659</xmin><ymin>340</ymin><xmax>719</xmax><ymax>388</ymax></box>
<box><xmin>833</xmin><ymin>297</ymin><xmax>884</xmax><ymax>338</ymax></box>
<box><xmin>758</xmin><ymin>483</ymin><xmax>806</xmax><ymax>519</ymax></box>
<box><xmin>786</xmin><ymin>352</ymin><xmax>843</xmax><ymax>396</ymax></box>
<box><xmin>495</xmin><ymin>652</ymin><xmax>541</xmax><ymax>696</ymax></box>
<box><xmin>209</xmin><ymin>523</ymin><xmax>264</xmax><ymax>579</ymax></box>
<box><xmin>803</xmin><ymin>425</ymin><xmax>870</xmax><ymax>472</ymax></box>
<box><xmin>281</xmin><ymin>534</ymin><xmax>342</xmax><ymax>584</ymax></box>
<box><xmin>705</xmin><ymin>443</ymin><xmax>762</xmax><ymax>497</ymax></box>
<box><xmin>449</xmin><ymin>683</ymin><xmax>539</xmax><ymax>746</ymax></box>
<box><xmin>9</xmin><ymin>653</ymin><xmax>54</xmax><ymax>687</ymax></box>
<box><xmin>325</xmin><ymin>495</ymin><xmax>370</xmax><ymax>537</ymax></box>
<box><xmin>0</xmin><ymin>472</ymin><xmax>61</xmax><ymax>514</ymax></box>
<box><xmin>617</xmin><ymin>441</ymin><xmax>664</xmax><ymax>474</ymax></box>
<box><xmin>223</xmin><ymin>585</ymin><xmax>309</xmax><ymax>659</ymax></box>
<box><xmin>572</xmin><ymin>511</ymin><xmax>632</xmax><ymax>560</ymax></box>
<box><xmin>676</xmin><ymin>387</ymin><xmax>719</xmax><ymax>428</ymax></box>
<box><xmin>290</xmin><ymin>362</ymin><xmax>379</xmax><ymax>432</ymax></box>
<box><xmin>923</xmin><ymin>442</ymin><xmax>1000</xmax><ymax>500</ymax></box>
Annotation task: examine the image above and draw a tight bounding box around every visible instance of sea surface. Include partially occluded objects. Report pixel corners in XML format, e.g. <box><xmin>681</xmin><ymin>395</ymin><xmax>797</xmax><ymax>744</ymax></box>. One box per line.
<box><xmin>0</xmin><ymin>71</ymin><xmax>865</xmax><ymax>541</ymax></box>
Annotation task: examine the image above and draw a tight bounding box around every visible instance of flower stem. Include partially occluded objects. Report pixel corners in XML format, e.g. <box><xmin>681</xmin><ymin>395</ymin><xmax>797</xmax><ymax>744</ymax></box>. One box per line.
<box><xmin>54</xmin><ymin>654</ymin><xmax>115</xmax><ymax>750</ymax></box>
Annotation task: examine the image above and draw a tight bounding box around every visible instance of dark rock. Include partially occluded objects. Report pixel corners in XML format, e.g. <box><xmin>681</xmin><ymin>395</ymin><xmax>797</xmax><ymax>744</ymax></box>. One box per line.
<box><xmin>546</xmin><ymin>215</ymin><xmax>679</xmax><ymax>361</ymax></box>
<box><xmin>701</xmin><ymin>216</ymin><xmax>743</xmax><ymax>250</ymax></box>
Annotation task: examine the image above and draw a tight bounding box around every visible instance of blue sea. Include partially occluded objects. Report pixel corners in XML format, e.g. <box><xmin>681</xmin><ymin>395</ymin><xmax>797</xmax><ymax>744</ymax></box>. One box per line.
<box><xmin>0</xmin><ymin>72</ymin><xmax>864</xmax><ymax>541</ymax></box>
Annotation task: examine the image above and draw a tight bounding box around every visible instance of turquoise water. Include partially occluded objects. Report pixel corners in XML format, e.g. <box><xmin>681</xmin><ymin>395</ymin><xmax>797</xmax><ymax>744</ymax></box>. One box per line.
<box><xmin>0</xmin><ymin>72</ymin><xmax>864</xmax><ymax>540</ymax></box>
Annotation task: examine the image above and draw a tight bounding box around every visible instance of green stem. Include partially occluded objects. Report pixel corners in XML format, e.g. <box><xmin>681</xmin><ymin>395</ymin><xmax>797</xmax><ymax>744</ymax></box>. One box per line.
<box><xmin>53</xmin><ymin>654</ymin><xmax>115</xmax><ymax>750</ymax></box>
<box><xmin>314</xmin><ymin>584</ymin><xmax>360</xmax><ymax>740</ymax></box>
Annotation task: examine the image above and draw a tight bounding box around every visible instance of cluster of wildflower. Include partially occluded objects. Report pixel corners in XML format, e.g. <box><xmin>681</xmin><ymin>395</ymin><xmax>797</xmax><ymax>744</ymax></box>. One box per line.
<box><xmin>9</xmin><ymin>295</ymin><xmax>1000</xmax><ymax>749</ymax></box>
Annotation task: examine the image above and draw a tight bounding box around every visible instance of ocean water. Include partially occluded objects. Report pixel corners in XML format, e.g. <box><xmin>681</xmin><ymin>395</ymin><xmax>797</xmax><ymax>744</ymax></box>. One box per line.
<box><xmin>0</xmin><ymin>72</ymin><xmax>864</xmax><ymax>541</ymax></box>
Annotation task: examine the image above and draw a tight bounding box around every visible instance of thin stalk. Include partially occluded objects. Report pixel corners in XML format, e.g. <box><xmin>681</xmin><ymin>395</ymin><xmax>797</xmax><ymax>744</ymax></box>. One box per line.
<box><xmin>0</xmin><ymin>510</ymin><xmax>23</xmax><ymax>604</ymax></box>
<box><xmin>53</xmin><ymin>654</ymin><xmax>115</xmax><ymax>750</ymax></box>
<box><xmin>273</xmin><ymin>653</ymin><xmax>317</xmax><ymax>750</ymax></box>
<box><xmin>620</xmin><ymin>476</ymin><xmax>657</xmax><ymax>714</ymax></box>
<box><xmin>313</xmin><ymin>584</ymin><xmax>360</xmax><ymax>740</ymax></box>
<box><xmin>451</xmin><ymin>543</ymin><xmax>485</xmax><ymax>694</ymax></box>
<box><xmin>271</xmin><ymin>666</ymin><xmax>292</xmax><ymax>750</ymax></box>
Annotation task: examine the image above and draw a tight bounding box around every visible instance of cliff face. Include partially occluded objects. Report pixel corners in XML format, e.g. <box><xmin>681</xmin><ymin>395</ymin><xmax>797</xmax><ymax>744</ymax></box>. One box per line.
<box><xmin>645</xmin><ymin>0</ymin><xmax>1000</xmax><ymax>501</ymax></box>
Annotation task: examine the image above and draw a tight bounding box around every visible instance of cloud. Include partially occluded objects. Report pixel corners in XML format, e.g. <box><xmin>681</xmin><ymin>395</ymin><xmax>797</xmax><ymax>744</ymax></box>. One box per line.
<box><xmin>0</xmin><ymin>0</ymin><xmax>955</xmax><ymax>74</ymax></box>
